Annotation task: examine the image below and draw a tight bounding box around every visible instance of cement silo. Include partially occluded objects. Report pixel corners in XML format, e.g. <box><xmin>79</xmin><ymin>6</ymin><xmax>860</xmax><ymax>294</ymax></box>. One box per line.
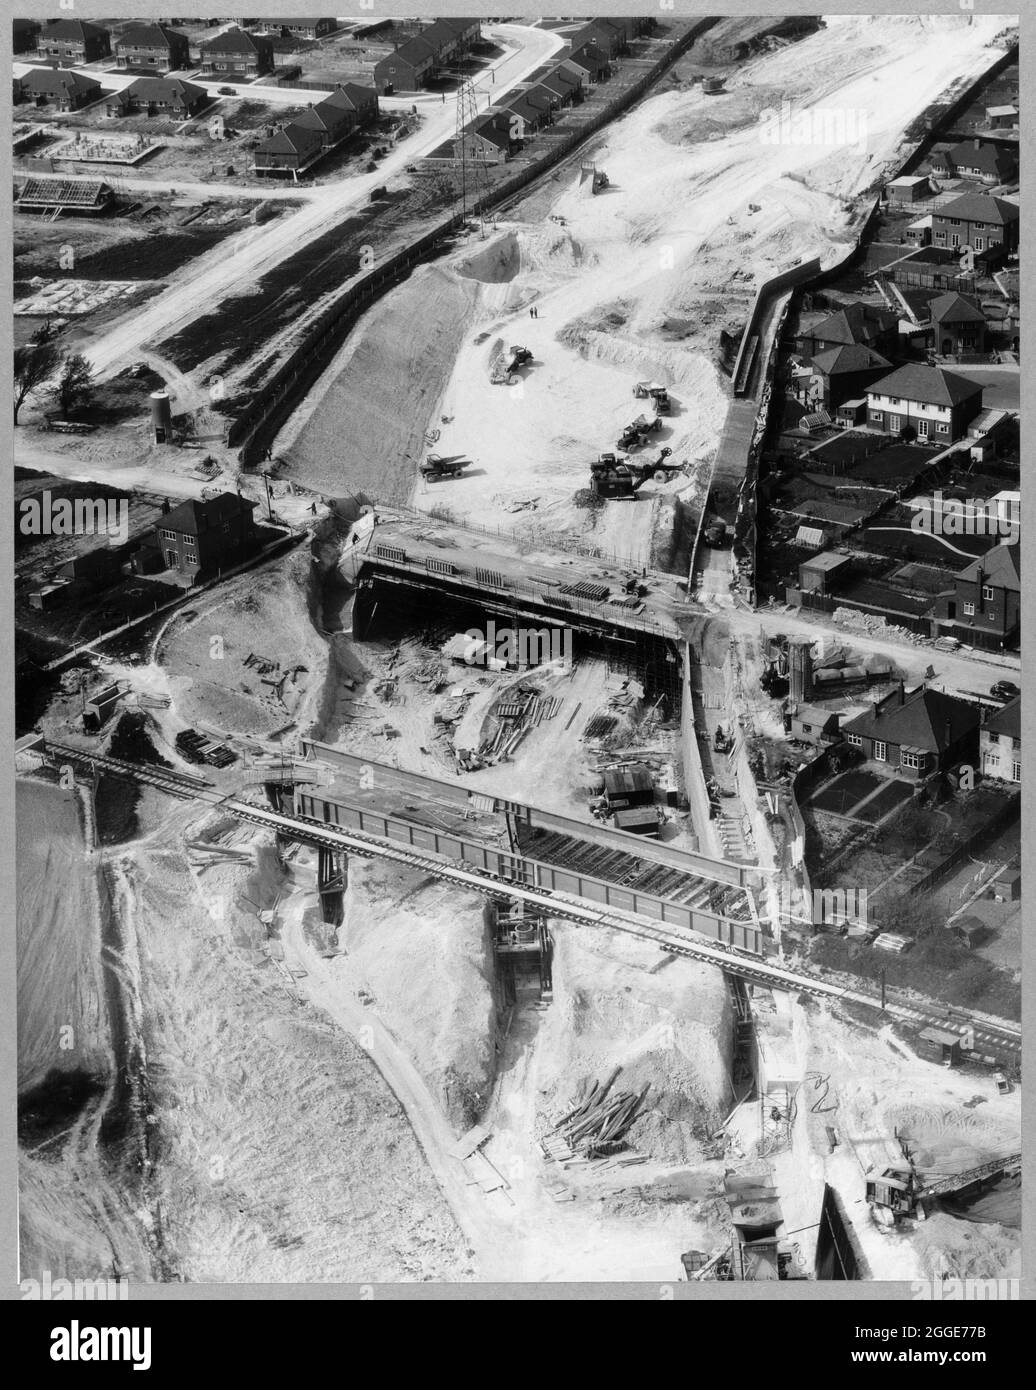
<box><xmin>150</xmin><ymin>390</ymin><xmax>172</xmax><ymax>444</ymax></box>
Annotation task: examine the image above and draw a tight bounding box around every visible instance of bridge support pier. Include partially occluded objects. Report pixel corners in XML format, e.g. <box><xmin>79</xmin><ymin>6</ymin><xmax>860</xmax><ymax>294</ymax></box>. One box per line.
<box><xmin>318</xmin><ymin>845</ymin><xmax>346</xmax><ymax>928</ymax></box>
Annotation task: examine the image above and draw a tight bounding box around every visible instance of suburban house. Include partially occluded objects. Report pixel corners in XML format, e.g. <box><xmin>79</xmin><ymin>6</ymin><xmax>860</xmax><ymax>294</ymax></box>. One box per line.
<box><xmin>12</xmin><ymin>18</ymin><xmax>41</xmax><ymax>54</ymax></box>
<box><xmin>930</xmin><ymin>192</ymin><xmax>1020</xmax><ymax>260</ymax></box>
<box><xmin>540</xmin><ymin>66</ymin><xmax>584</xmax><ymax>106</ymax></box>
<box><xmin>132</xmin><ymin>494</ymin><xmax>259</xmax><ymax>581</ymax></box>
<box><xmin>374</xmin><ymin>36</ymin><xmax>436</xmax><ymax>93</ymax></box>
<box><xmin>16</xmin><ymin>68</ymin><xmax>102</xmax><ymax>111</ymax></box>
<box><xmin>807</xmin><ymin>345</ymin><xmax>891</xmax><ymax>409</ymax></box>
<box><xmin>254</xmin><ymin>18</ymin><xmax>338</xmax><ymax>41</ymax></box>
<box><xmin>927</xmin><ymin>291</ymin><xmax>987</xmax><ymax>356</ymax></box>
<box><xmin>501</xmin><ymin>92</ymin><xmax>545</xmax><ymax>137</ymax></box>
<box><xmin>441</xmin><ymin>17</ymin><xmax>482</xmax><ymax>51</ymax></box>
<box><xmin>199</xmin><ymin>27</ymin><xmax>274</xmax><ymax>78</ymax></box>
<box><xmin>933</xmin><ymin>540</ymin><xmax>1020</xmax><ymax>650</ymax></box>
<box><xmin>864</xmin><ymin>363</ymin><xmax>984</xmax><ymax>442</ymax></box>
<box><xmin>322</xmin><ymin>83</ymin><xmax>379</xmax><ymax>127</ymax></box>
<box><xmin>841</xmin><ymin>684</ymin><xmax>980</xmax><ymax>780</ymax></box>
<box><xmin>566</xmin><ymin>41</ymin><xmax>611</xmax><ymax>83</ymax></box>
<box><xmin>420</xmin><ymin>18</ymin><xmax>461</xmax><ymax>63</ymax></box>
<box><xmin>37</xmin><ymin>18</ymin><xmax>111</xmax><ymax>65</ymax></box>
<box><xmin>520</xmin><ymin>84</ymin><xmax>558</xmax><ymax>122</ymax></box>
<box><xmin>795</xmin><ymin>301</ymin><xmax>899</xmax><ymax>359</ymax></box>
<box><xmin>253</xmin><ymin>121</ymin><xmax>324</xmax><ymax>175</ymax></box>
<box><xmin>107</xmin><ymin>77</ymin><xmax>209</xmax><ymax>119</ymax></box>
<box><xmin>114</xmin><ymin>23</ymin><xmax>191</xmax><ymax>71</ymax></box>
<box><xmin>569</xmin><ymin>19</ymin><xmax>628</xmax><ymax>58</ymax></box>
<box><xmin>453</xmin><ymin>113</ymin><xmax>514</xmax><ymax>162</ymax></box>
<box><xmin>942</xmin><ymin>137</ymin><xmax>1017</xmax><ymax>185</ymax></box>
<box><xmin>293</xmin><ymin>96</ymin><xmax>353</xmax><ymax>148</ymax></box>
<box><xmin>980</xmin><ymin>696</ymin><xmax>1021</xmax><ymax>784</ymax></box>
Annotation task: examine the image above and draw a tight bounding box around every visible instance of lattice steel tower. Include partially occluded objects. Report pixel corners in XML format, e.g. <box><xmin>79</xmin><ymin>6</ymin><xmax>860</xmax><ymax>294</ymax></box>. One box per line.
<box><xmin>455</xmin><ymin>78</ymin><xmax>492</xmax><ymax>232</ymax></box>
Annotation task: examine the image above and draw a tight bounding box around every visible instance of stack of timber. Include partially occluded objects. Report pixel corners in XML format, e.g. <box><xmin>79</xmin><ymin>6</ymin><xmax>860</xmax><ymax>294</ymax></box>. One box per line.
<box><xmin>544</xmin><ymin>1068</ymin><xmax>650</xmax><ymax>1160</ymax></box>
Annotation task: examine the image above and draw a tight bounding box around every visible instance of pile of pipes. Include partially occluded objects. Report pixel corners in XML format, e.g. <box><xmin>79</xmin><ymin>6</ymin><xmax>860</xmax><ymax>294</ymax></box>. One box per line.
<box><xmin>546</xmin><ymin>1069</ymin><xmax>649</xmax><ymax>1160</ymax></box>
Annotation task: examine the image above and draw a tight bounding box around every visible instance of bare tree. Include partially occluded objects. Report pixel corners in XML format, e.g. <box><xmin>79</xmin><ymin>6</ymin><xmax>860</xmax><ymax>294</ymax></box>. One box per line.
<box><xmin>13</xmin><ymin>321</ymin><xmax>59</xmax><ymax>425</ymax></box>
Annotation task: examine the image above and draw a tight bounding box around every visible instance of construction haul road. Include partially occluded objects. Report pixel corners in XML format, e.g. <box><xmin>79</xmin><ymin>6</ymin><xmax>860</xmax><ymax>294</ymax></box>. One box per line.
<box><xmin>36</xmin><ymin>739</ymin><xmax>1021</xmax><ymax>1059</ymax></box>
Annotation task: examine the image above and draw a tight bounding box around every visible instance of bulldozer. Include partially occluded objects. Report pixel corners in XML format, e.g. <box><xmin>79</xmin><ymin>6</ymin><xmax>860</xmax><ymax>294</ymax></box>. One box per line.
<box><xmin>633</xmin><ymin>381</ymin><xmax>671</xmax><ymax>413</ymax></box>
<box><xmin>590</xmin><ymin>447</ymin><xmax>680</xmax><ymax>500</ymax></box>
<box><xmin>617</xmin><ymin>413</ymin><xmax>664</xmax><ymax>452</ymax></box>
<box><xmin>420</xmin><ymin>453</ymin><xmax>471</xmax><ymax>482</ymax></box>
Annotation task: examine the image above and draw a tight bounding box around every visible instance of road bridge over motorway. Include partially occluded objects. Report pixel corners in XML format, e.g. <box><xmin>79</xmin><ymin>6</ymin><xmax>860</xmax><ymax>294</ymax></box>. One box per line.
<box><xmin>24</xmin><ymin>736</ymin><xmax>1020</xmax><ymax>1060</ymax></box>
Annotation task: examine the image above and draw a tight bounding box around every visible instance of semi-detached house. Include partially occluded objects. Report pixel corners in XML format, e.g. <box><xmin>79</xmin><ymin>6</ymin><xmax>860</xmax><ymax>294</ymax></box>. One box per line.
<box><xmin>930</xmin><ymin>192</ymin><xmax>1019</xmax><ymax>260</ymax></box>
<box><xmin>115</xmin><ymin>23</ymin><xmax>191</xmax><ymax>72</ymax></box>
<box><xmin>37</xmin><ymin>18</ymin><xmax>111</xmax><ymax>65</ymax></box>
<box><xmin>865</xmin><ymin>363</ymin><xmax>983</xmax><ymax>442</ymax></box>
<box><xmin>980</xmin><ymin>696</ymin><xmax>1021</xmax><ymax>784</ymax></box>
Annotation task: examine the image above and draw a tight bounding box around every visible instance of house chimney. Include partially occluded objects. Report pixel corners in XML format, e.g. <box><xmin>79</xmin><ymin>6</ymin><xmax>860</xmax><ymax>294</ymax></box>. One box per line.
<box><xmin>974</xmin><ymin>137</ymin><xmax>981</xmax><ymax>149</ymax></box>
<box><xmin>161</xmin><ymin>497</ymin><xmax>171</xmax><ymax>514</ymax></box>
<box><xmin>943</xmin><ymin>718</ymin><xmax>952</xmax><ymax>748</ymax></box>
<box><xmin>899</xmin><ymin>679</ymin><xmax>905</xmax><ymax>705</ymax></box>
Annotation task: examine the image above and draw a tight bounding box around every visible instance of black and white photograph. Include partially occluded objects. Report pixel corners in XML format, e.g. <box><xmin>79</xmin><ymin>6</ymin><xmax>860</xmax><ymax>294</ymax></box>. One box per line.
<box><xmin>7</xmin><ymin>3</ymin><xmax>1026</xmax><ymax>1317</ymax></box>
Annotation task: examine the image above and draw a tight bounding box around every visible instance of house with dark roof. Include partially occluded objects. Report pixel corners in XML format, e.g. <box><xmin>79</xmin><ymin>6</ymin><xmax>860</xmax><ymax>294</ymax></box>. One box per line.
<box><xmin>927</xmin><ymin>292</ymin><xmax>986</xmax><ymax>356</ymax></box>
<box><xmin>566</xmin><ymin>41</ymin><xmax>611</xmax><ymax>83</ymax></box>
<box><xmin>795</xmin><ymin>301</ymin><xmax>900</xmax><ymax>359</ymax></box>
<box><xmin>322</xmin><ymin>83</ymin><xmax>379</xmax><ymax>127</ymax></box>
<box><xmin>13</xmin><ymin>18</ymin><xmax>41</xmax><ymax>54</ymax></box>
<box><xmin>199</xmin><ymin>26</ymin><xmax>274</xmax><ymax>78</ymax></box>
<box><xmin>374</xmin><ymin>36</ymin><xmax>436</xmax><ymax>93</ymax></box>
<box><xmin>421</xmin><ymin>19</ymin><xmax>461</xmax><ymax>62</ymax></box>
<box><xmin>292</xmin><ymin>96</ymin><xmax>354</xmax><ymax>148</ymax></box>
<box><xmin>933</xmin><ymin>540</ymin><xmax>1020</xmax><ymax>650</ymax></box>
<box><xmin>569</xmin><ymin>19</ymin><xmax>627</xmax><ymax>58</ymax></box>
<box><xmin>440</xmin><ymin>18</ymin><xmax>482</xmax><ymax>51</ymax></box>
<box><xmin>865</xmin><ymin>363</ymin><xmax>984</xmax><ymax>442</ymax></box>
<box><xmin>132</xmin><ymin>493</ymin><xmax>259</xmax><ymax>580</ymax></box>
<box><xmin>107</xmin><ymin>77</ymin><xmax>209</xmax><ymax>119</ymax></box>
<box><xmin>454</xmin><ymin>113</ymin><xmax>514</xmax><ymax>162</ymax></box>
<box><xmin>520</xmin><ymin>84</ymin><xmax>558</xmax><ymax>121</ymax></box>
<box><xmin>16</xmin><ymin>67</ymin><xmax>101</xmax><ymax>111</ymax></box>
<box><xmin>931</xmin><ymin>193</ymin><xmax>1019</xmax><ymax>261</ymax></box>
<box><xmin>501</xmin><ymin>92</ymin><xmax>545</xmax><ymax>137</ymax></box>
<box><xmin>980</xmin><ymin>696</ymin><xmax>1020</xmax><ymax>784</ymax></box>
<box><xmin>841</xmin><ymin>684</ymin><xmax>980</xmax><ymax>780</ymax></box>
<box><xmin>540</xmin><ymin>66</ymin><xmax>583</xmax><ymax>107</ymax></box>
<box><xmin>253</xmin><ymin>121</ymin><xmax>324</xmax><ymax>175</ymax></box>
<box><xmin>37</xmin><ymin>18</ymin><xmax>111</xmax><ymax>65</ymax></box>
<box><xmin>115</xmin><ymin>23</ymin><xmax>191</xmax><ymax>71</ymax></box>
<box><xmin>943</xmin><ymin>137</ymin><xmax>1017</xmax><ymax>185</ymax></box>
<box><xmin>807</xmin><ymin>345</ymin><xmax>891</xmax><ymax>410</ymax></box>
<box><xmin>254</xmin><ymin>18</ymin><xmax>337</xmax><ymax>41</ymax></box>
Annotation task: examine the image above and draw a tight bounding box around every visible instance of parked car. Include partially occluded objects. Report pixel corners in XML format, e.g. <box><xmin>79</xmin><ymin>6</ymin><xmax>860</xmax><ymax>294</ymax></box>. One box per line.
<box><xmin>218</xmin><ymin>86</ymin><xmax>236</xmax><ymax>96</ymax></box>
<box><xmin>990</xmin><ymin>680</ymin><xmax>1020</xmax><ymax>702</ymax></box>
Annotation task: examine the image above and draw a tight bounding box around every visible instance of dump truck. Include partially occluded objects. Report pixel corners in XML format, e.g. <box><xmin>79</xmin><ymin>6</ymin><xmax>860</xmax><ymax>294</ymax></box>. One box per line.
<box><xmin>590</xmin><ymin>447</ymin><xmax>679</xmax><ymax>499</ymax></box>
<box><xmin>617</xmin><ymin>414</ymin><xmax>664</xmax><ymax>452</ymax></box>
<box><xmin>420</xmin><ymin>453</ymin><xmax>471</xmax><ymax>481</ymax></box>
<box><xmin>633</xmin><ymin>381</ymin><xmax>671</xmax><ymax>413</ymax></box>
<box><xmin>491</xmin><ymin>344</ymin><xmax>534</xmax><ymax>384</ymax></box>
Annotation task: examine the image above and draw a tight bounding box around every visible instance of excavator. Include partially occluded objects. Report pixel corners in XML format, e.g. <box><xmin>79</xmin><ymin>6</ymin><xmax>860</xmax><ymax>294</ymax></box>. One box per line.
<box><xmin>866</xmin><ymin>1150</ymin><xmax>1021</xmax><ymax>1227</ymax></box>
<box><xmin>590</xmin><ymin>447</ymin><xmax>681</xmax><ymax>500</ymax></box>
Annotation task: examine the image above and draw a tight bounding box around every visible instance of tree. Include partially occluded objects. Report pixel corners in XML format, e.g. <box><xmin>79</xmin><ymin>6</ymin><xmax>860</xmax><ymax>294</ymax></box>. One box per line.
<box><xmin>53</xmin><ymin>353</ymin><xmax>95</xmax><ymax>419</ymax></box>
<box><xmin>13</xmin><ymin>321</ymin><xmax>59</xmax><ymax>424</ymax></box>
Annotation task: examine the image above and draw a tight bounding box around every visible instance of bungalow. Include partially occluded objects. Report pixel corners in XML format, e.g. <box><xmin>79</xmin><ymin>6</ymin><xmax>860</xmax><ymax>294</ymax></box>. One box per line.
<box><xmin>374</xmin><ymin>36</ymin><xmax>436</xmax><ymax>93</ymax></box>
<box><xmin>254</xmin><ymin>18</ymin><xmax>337</xmax><ymax>41</ymax></box>
<box><xmin>934</xmin><ymin>540</ymin><xmax>1020</xmax><ymax>650</ymax></box>
<box><xmin>199</xmin><ymin>27</ymin><xmax>274</xmax><ymax>78</ymax></box>
<box><xmin>133</xmin><ymin>493</ymin><xmax>259</xmax><ymax>581</ymax></box>
<box><xmin>16</xmin><ymin>68</ymin><xmax>101</xmax><ymax>111</ymax></box>
<box><xmin>796</xmin><ymin>301</ymin><xmax>899</xmax><ymax>359</ymax></box>
<box><xmin>928</xmin><ymin>292</ymin><xmax>986</xmax><ymax>357</ymax></box>
<box><xmin>115</xmin><ymin>23</ymin><xmax>191</xmax><ymax>72</ymax></box>
<box><xmin>808</xmin><ymin>345</ymin><xmax>891</xmax><ymax>410</ymax></box>
<box><xmin>12</xmin><ymin>18</ymin><xmax>41</xmax><ymax>55</ymax></box>
<box><xmin>570</xmin><ymin>19</ymin><xmax>627</xmax><ymax>58</ymax></box>
<box><xmin>865</xmin><ymin>363</ymin><xmax>984</xmax><ymax>442</ymax></box>
<box><xmin>253</xmin><ymin>121</ymin><xmax>323</xmax><ymax>175</ymax></box>
<box><xmin>107</xmin><ymin>77</ymin><xmax>208</xmax><ymax>119</ymax></box>
<box><xmin>980</xmin><ymin>696</ymin><xmax>1021</xmax><ymax>784</ymax></box>
<box><xmin>931</xmin><ymin>192</ymin><xmax>1019</xmax><ymax>259</ymax></box>
<box><xmin>37</xmin><ymin>18</ymin><xmax>111</xmax><ymax>66</ymax></box>
<box><xmin>841</xmin><ymin>684</ymin><xmax>980</xmax><ymax>780</ymax></box>
<box><xmin>944</xmin><ymin>137</ymin><xmax>1017</xmax><ymax>185</ymax></box>
<box><xmin>566</xmin><ymin>41</ymin><xmax>611</xmax><ymax>84</ymax></box>
<box><xmin>322</xmin><ymin>83</ymin><xmax>379</xmax><ymax>127</ymax></box>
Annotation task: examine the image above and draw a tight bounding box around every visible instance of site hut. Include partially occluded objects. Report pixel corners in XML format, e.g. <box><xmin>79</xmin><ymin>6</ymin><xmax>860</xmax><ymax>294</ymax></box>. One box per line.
<box><xmin>980</xmin><ymin>695</ymin><xmax>1021</xmax><ymax>784</ymax></box>
<box><xmin>373</xmin><ymin>36</ymin><xmax>435</xmax><ymax>94</ymax></box>
<box><xmin>131</xmin><ymin>493</ymin><xmax>259</xmax><ymax>582</ymax></box>
<box><xmin>985</xmin><ymin>104</ymin><xmax>1019</xmax><ymax>130</ymax></box>
<box><xmin>602</xmin><ymin>763</ymin><xmax>654</xmax><ymax>814</ymax></box>
<box><xmin>12</xmin><ymin>18</ymin><xmax>41</xmax><ymax>55</ymax></box>
<box><xmin>565</xmin><ymin>41</ymin><xmax>611</xmax><ymax>85</ymax></box>
<box><xmin>36</xmin><ymin>18</ymin><xmax>111</xmax><ymax>66</ymax></box>
<box><xmin>934</xmin><ymin>540</ymin><xmax>1021</xmax><ymax>651</ymax></box>
<box><xmin>840</xmin><ymin>684</ymin><xmax>980</xmax><ymax>780</ymax></box>
<box><xmin>253</xmin><ymin>18</ymin><xmax>338</xmax><ymax>41</ymax></box>
<box><xmin>865</xmin><ymin>363</ymin><xmax>984</xmax><ymax>443</ymax></box>
<box><xmin>82</xmin><ymin>683</ymin><xmax>122</xmax><ymax>734</ymax></box>
<box><xmin>253</xmin><ymin>121</ymin><xmax>324</xmax><ymax>177</ymax></box>
<box><xmin>886</xmin><ymin>174</ymin><xmax>930</xmax><ymax>205</ymax></box>
<box><xmin>943</xmin><ymin>137</ymin><xmax>1018</xmax><ymax>186</ymax></box>
<box><xmin>108</xmin><ymin>77</ymin><xmax>209</xmax><ymax>120</ymax></box>
<box><xmin>114</xmin><ymin>23</ymin><xmax>191</xmax><ymax>73</ymax></box>
<box><xmin>794</xmin><ymin>301</ymin><xmax>900</xmax><ymax>360</ymax></box>
<box><xmin>930</xmin><ymin>192</ymin><xmax>1020</xmax><ymax>261</ymax></box>
<box><xmin>918</xmin><ymin>1026</ymin><xmax>964</xmax><ymax>1064</ymax></box>
<box><xmin>199</xmin><ymin>27</ymin><xmax>274</xmax><ymax>79</ymax></box>
<box><xmin>927</xmin><ymin>292</ymin><xmax>987</xmax><ymax>357</ymax></box>
<box><xmin>808</xmin><ymin>345</ymin><xmax>891</xmax><ymax>410</ymax></box>
<box><xmin>612</xmin><ymin>807</ymin><xmax>660</xmax><ymax>839</ymax></box>
<box><xmin>15</xmin><ymin>68</ymin><xmax>102</xmax><ymax>113</ymax></box>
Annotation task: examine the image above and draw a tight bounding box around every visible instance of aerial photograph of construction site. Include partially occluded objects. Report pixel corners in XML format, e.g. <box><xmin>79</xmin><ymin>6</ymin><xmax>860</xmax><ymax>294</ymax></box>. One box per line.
<box><xmin>11</xmin><ymin>8</ymin><xmax>1023</xmax><ymax>1296</ymax></box>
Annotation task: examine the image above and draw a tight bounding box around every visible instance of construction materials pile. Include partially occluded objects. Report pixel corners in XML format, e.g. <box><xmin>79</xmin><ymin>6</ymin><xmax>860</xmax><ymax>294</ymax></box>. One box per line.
<box><xmin>542</xmin><ymin>1068</ymin><xmax>650</xmax><ymax>1162</ymax></box>
<box><xmin>456</xmin><ymin>684</ymin><xmax>563</xmax><ymax>772</ymax></box>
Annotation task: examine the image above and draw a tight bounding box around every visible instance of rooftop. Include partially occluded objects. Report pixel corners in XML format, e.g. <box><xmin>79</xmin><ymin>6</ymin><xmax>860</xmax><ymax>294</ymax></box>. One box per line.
<box><xmin>843</xmin><ymin>684</ymin><xmax>980</xmax><ymax>753</ymax></box>
<box><xmin>935</xmin><ymin>191</ymin><xmax>1019</xmax><ymax>224</ymax></box>
<box><xmin>985</xmin><ymin>695</ymin><xmax>1020</xmax><ymax>740</ymax></box>
<box><xmin>958</xmin><ymin>540</ymin><xmax>1020</xmax><ymax>592</ymax></box>
<box><xmin>867</xmin><ymin>362</ymin><xmax>983</xmax><ymax>407</ymax></box>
